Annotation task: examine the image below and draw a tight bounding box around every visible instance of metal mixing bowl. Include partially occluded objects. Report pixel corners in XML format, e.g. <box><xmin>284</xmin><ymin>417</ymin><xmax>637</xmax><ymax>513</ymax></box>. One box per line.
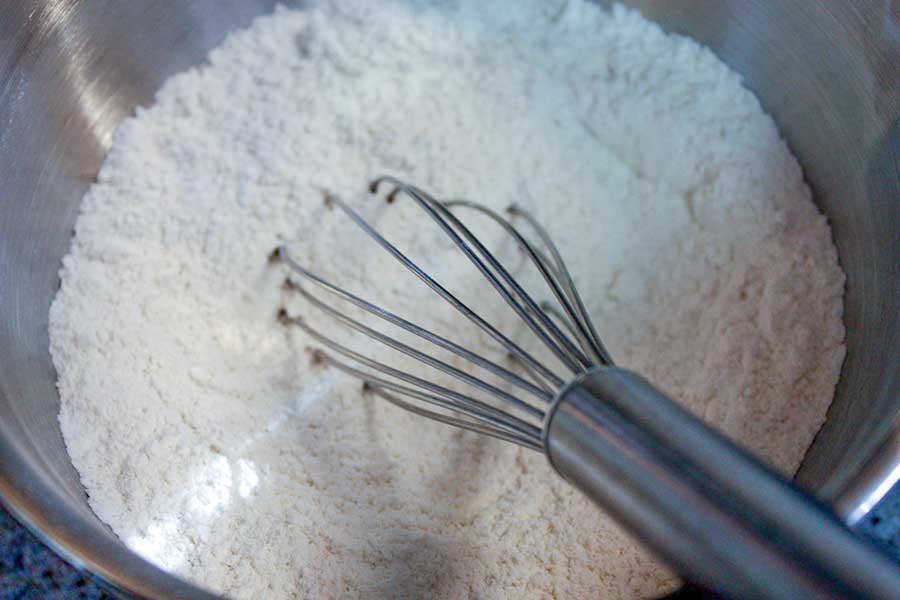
<box><xmin>1</xmin><ymin>1</ymin><xmax>897</xmax><ymax>597</ymax></box>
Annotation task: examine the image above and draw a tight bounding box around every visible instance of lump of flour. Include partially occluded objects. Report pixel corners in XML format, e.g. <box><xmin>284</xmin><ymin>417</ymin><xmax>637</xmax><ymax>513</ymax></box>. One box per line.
<box><xmin>49</xmin><ymin>1</ymin><xmax>845</xmax><ymax>598</ymax></box>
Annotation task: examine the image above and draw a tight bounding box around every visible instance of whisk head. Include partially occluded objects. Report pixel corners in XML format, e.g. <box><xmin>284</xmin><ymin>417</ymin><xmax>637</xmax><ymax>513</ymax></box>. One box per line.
<box><xmin>276</xmin><ymin>176</ymin><xmax>613</xmax><ymax>451</ymax></box>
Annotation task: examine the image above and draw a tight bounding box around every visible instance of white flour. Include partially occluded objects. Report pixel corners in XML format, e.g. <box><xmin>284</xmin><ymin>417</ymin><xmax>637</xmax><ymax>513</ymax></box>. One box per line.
<box><xmin>49</xmin><ymin>1</ymin><xmax>846</xmax><ymax>598</ymax></box>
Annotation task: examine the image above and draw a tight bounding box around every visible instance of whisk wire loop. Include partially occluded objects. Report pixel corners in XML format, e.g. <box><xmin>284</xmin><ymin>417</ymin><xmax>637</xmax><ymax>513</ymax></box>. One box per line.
<box><xmin>323</xmin><ymin>192</ymin><xmax>564</xmax><ymax>388</ymax></box>
<box><xmin>279</xmin><ymin>250</ymin><xmax>553</xmax><ymax>401</ymax></box>
<box><xmin>285</xmin><ymin>317</ymin><xmax>543</xmax><ymax>446</ymax></box>
<box><xmin>364</xmin><ymin>385</ymin><xmax>543</xmax><ymax>450</ymax></box>
<box><xmin>293</xmin><ymin>281</ymin><xmax>543</xmax><ymax>418</ymax></box>
<box><xmin>507</xmin><ymin>204</ymin><xmax>613</xmax><ymax>365</ymax></box>
<box><xmin>443</xmin><ymin>199</ymin><xmax>612</xmax><ymax>366</ymax></box>
<box><xmin>278</xmin><ymin>176</ymin><xmax>611</xmax><ymax>451</ymax></box>
<box><xmin>373</xmin><ymin>176</ymin><xmax>593</xmax><ymax>374</ymax></box>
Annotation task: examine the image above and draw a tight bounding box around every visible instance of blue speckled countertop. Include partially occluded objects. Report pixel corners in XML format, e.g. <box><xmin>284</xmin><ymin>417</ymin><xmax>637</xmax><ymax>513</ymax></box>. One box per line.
<box><xmin>2</xmin><ymin>486</ymin><xmax>899</xmax><ymax>598</ymax></box>
<box><xmin>0</xmin><ymin>507</ymin><xmax>109</xmax><ymax>599</ymax></box>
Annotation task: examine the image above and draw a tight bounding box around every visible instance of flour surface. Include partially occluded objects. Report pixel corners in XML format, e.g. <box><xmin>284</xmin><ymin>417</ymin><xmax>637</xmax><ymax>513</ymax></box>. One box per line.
<box><xmin>50</xmin><ymin>1</ymin><xmax>846</xmax><ymax>598</ymax></box>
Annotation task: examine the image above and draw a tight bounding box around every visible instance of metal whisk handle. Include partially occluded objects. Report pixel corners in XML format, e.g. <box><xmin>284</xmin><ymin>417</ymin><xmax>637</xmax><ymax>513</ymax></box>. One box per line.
<box><xmin>546</xmin><ymin>368</ymin><xmax>900</xmax><ymax>600</ymax></box>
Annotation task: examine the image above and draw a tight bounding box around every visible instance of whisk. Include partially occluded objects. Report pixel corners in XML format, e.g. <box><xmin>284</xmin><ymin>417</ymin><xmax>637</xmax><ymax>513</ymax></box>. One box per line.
<box><xmin>275</xmin><ymin>176</ymin><xmax>900</xmax><ymax>600</ymax></box>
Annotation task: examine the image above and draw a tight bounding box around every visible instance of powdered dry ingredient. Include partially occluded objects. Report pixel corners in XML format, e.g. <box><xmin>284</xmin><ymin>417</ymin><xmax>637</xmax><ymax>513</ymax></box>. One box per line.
<box><xmin>49</xmin><ymin>1</ymin><xmax>846</xmax><ymax>598</ymax></box>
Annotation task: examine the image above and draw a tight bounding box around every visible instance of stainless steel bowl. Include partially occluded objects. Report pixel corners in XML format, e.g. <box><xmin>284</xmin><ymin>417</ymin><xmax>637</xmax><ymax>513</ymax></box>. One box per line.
<box><xmin>1</xmin><ymin>1</ymin><xmax>897</xmax><ymax>597</ymax></box>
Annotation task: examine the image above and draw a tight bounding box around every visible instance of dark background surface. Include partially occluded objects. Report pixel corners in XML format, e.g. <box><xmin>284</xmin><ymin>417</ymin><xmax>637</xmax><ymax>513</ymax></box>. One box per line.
<box><xmin>1</xmin><ymin>484</ymin><xmax>898</xmax><ymax>599</ymax></box>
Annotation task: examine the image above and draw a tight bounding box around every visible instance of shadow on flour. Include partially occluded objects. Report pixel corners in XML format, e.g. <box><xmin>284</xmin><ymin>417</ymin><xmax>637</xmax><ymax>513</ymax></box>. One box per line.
<box><xmin>279</xmin><ymin>373</ymin><xmax>463</xmax><ymax>597</ymax></box>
